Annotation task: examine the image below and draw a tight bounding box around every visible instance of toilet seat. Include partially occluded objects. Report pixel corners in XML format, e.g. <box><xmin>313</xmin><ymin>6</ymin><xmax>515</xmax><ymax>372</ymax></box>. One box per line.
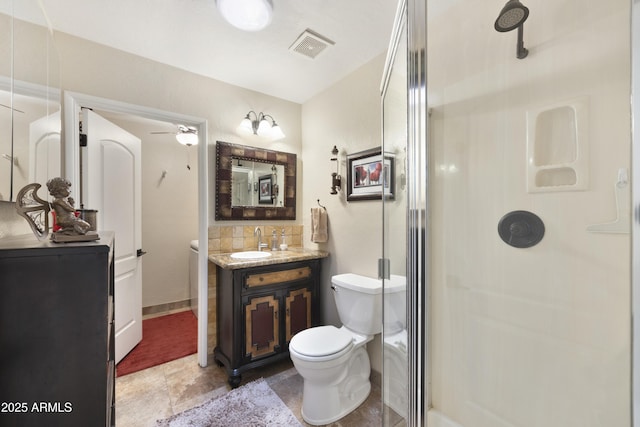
<box><xmin>290</xmin><ymin>325</ymin><xmax>353</xmax><ymax>360</ymax></box>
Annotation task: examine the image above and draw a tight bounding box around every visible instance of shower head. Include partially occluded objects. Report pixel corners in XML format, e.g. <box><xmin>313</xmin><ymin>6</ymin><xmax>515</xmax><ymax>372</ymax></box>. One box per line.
<box><xmin>494</xmin><ymin>0</ymin><xmax>530</xmax><ymax>59</ymax></box>
<box><xmin>495</xmin><ymin>0</ymin><xmax>529</xmax><ymax>32</ymax></box>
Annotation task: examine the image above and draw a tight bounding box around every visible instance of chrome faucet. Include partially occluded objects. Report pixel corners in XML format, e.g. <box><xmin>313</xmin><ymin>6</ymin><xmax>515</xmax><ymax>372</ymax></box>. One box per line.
<box><xmin>254</xmin><ymin>227</ymin><xmax>268</xmax><ymax>251</ymax></box>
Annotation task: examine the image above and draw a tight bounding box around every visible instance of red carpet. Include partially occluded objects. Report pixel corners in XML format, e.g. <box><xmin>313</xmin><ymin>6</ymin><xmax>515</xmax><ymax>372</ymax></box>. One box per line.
<box><xmin>116</xmin><ymin>310</ymin><xmax>197</xmax><ymax>377</ymax></box>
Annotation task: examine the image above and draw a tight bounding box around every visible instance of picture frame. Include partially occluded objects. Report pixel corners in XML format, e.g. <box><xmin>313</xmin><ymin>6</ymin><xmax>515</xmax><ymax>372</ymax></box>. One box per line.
<box><xmin>258</xmin><ymin>174</ymin><xmax>273</xmax><ymax>204</ymax></box>
<box><xmin>346</xmin><ymin>147</ymin><xmax>395</xmax><ymax>201</ymax></box>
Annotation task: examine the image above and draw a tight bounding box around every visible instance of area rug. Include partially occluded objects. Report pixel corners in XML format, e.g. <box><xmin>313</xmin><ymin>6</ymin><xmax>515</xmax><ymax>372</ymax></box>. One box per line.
<box><xmin>155</xmin><ymin>378</ymin><xmax>302</xmax><ymax>427</ymax></box>
<box><xmin>116</xmin><ymin>310</ymin><xmax>197</xmax><ymax>377</ymax></box>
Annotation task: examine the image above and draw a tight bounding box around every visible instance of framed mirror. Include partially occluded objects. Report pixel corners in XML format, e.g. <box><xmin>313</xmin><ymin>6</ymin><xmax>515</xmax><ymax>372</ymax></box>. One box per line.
<box><xmin>215</xmin><ymin>141</ymin><xmax>296</xmax><ymax>220</ymax></box>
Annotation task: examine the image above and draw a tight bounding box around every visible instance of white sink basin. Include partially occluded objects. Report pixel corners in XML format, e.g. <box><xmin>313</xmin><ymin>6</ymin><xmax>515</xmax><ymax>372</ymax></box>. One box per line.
<box><xmin>230</xmin><ymin>251</ymin><xmax>272</xmax><ymax>259</ymax></box>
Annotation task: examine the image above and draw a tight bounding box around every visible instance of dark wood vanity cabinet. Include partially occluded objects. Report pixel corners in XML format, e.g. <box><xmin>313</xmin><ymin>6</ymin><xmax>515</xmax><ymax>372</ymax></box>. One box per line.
<box><xmin>0</xmin><ymin>233</ymin><xmax>115</xmax><ymax>427</ymax></box>
<box><xmin>214</xmin><ymin>259</ymin><xmax>321</xmax><ymax>387</ymax></box>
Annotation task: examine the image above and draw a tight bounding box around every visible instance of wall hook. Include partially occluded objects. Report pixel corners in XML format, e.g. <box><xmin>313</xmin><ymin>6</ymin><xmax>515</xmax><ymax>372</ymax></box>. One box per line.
<box><xmin>587</xmin><ymin>168</ymin><xmax>630</xmax><ymax>234</ymax></box>
<box><xmin>2</xmin><ymin>153</ymin><xmax>18</xmax><ymax>165</ymax></box>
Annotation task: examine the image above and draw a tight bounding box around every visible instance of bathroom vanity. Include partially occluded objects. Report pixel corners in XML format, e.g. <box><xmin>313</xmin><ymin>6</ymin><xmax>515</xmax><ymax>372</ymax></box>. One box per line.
<box><xmin>210</xmin><ymin>249</ymin><xmax>328</xmax><ymax>387</ymax></box>
<box><xmin>0</xmin><ymin>232</ymin><xmax>115</xmax><ymax>427</ymax></box>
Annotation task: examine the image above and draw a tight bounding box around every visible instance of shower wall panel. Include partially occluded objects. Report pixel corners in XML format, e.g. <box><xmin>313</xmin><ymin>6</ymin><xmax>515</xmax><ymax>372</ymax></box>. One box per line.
<box><xmin>427</xmin><ymin>0</ymin><xmax>631</xmax><ymax>426</ymax></box>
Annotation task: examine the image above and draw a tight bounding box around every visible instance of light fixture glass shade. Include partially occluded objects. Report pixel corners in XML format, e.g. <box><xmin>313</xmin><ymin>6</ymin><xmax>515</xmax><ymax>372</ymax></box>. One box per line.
<box><xmin>176</xmin><ymin>132</ymin><xmax>198</xmax><ymax>146</ymax></box>
<box><xmin>270</xmin><ymin>123</ymin><xmax>285</xmax><ymax>140</ymax></box>
<box><xmin>257</xmin><ymin>118</ymin><xmax>272</xmax><ymax>136</ymax></box>
<box><xmin>240</xmin><ymin>116</ymin><xmax>253</xmax><ymax>132</ymax></box>
<box><xmin>216</xmin><ymin>0</ymin><xmax>273</xmax><ymax>32</ymax></box>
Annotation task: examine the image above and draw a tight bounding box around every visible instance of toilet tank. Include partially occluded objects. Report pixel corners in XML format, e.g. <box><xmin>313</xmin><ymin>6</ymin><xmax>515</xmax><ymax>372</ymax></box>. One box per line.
<box><xmin>331</xmin><ymin>273</ymin><xmax>382</xmax><ymax>335</ymax></box>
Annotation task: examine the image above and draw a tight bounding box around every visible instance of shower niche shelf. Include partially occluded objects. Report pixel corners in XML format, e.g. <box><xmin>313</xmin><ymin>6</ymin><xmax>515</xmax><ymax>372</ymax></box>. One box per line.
<box><xmin>526</xmin><ymin>97</ymin><xmax>588</xmax><ymax>193</ymax></box>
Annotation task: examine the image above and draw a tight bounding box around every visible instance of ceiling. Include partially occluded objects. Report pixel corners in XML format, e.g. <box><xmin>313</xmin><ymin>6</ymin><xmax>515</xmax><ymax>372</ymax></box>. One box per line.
<box><xmin>6</xmin><ymin>0</ymin><xmax>399</xmax><ymax>104</ymax></box>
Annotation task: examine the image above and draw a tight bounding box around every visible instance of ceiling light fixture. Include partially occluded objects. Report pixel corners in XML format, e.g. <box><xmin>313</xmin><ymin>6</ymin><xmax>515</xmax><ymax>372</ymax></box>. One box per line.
<box><xmin>240</xmin><ymin>111</ymin><xmax>285</xmax><ymax>140</ymax></box>
<box><xmin>216</xmin><ymin>0</ymin><xmax>273</xmax><ymax>32</ymax></box>
<box><xmin>175</xmin><ymin>125</ymin><xmax>199</xmax><ymax>146</ymax></box>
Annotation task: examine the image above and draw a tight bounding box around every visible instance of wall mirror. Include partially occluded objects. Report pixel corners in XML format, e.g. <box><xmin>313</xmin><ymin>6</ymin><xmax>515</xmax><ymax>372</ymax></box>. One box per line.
<box><xmin>0</xmin><ymin>7</ymin><xmax>62</xmax><ymax>202</ymax></box>
<box><xmin>215</xmin><ymin>141</ymin><xmax>296</xmax><ymax>220</ymax></box>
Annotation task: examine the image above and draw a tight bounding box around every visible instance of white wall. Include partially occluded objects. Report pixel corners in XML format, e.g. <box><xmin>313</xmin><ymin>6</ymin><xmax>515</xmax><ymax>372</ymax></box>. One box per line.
<box><xmin>428</xmin><ymin>0</ymin><xmax>631</xmax><ymax>425</ymax></box>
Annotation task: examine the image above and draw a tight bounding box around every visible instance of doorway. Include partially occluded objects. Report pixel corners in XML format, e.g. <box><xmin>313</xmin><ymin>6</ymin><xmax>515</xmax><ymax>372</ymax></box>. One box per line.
<box><xmin>64</xmin><ymin>91</ymin><xmax>209</xmax><ymax>368</ymax></box>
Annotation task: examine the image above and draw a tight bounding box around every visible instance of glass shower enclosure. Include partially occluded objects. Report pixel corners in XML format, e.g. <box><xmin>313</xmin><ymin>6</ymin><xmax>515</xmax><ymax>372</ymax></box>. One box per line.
<box><xmin>382</xmin><ymin>0</ymin><xmax>634</xmax><ymax>425</ymax></box>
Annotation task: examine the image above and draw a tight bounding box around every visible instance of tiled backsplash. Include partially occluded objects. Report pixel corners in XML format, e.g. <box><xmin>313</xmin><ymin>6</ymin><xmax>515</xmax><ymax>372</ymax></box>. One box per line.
<box><xmin>207</xmin><ymin>225</ymin><xmax>304</xmax><ymax>253</ymax></box>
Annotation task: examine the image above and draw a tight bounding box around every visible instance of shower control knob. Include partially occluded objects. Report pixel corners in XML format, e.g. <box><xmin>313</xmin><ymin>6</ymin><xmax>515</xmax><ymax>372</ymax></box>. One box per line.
<box><xmin>509</xmin><ymin>221</ymin><xmax>530</xmax><ymax>237</ymax></box>
<box><xmin>498</xmin><ymin>210</ymin><xmax>544</xmax><ymax>248</ymax></box>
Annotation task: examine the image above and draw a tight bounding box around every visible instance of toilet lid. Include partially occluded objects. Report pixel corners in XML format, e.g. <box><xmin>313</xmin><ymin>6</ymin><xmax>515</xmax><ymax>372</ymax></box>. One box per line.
<box><xmin>290</xmin><ymin>325</ymin><xmax>353</xmax><ymax>357</ymax></box>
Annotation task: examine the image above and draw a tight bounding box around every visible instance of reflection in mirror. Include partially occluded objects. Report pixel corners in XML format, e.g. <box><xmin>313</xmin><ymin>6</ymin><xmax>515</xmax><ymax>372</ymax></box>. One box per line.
<box><xmin>231</xmin><ymin>159</ymin><xmax>285</xmax><ymax>207</ymax></box>
<box><xmin>216</xmin><ymin>141</ymin><xmax>296</xmax><ymax>220</ymax></box>
<box><xmin>0</xmin><ymin>83</ymin><xmax>61</xmax><ymax>201</ymax></box>
<box><xmin>0</xmin><ymin>8</ymin><xmax>62</xmax><ymax>202</ymax></box>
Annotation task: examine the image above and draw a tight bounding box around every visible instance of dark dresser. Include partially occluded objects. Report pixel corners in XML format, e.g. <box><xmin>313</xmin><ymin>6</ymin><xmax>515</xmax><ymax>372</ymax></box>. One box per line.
<box><xmin>0</xmin><ymin>232</ymin><xmax>115</xmax><ymax>427</ymax></box>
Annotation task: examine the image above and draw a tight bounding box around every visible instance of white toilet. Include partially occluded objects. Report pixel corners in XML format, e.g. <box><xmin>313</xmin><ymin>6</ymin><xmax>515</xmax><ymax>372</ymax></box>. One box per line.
<box><xmin>289</xmin><ymin>273</ymin><xmax>404</xmax><ymax>425</ymax></box>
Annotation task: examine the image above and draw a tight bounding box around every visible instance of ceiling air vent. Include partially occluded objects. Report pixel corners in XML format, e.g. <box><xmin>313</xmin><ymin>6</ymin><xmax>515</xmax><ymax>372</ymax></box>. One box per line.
<box><xmin>289</xmin><ymin>29</ymin><xmax>335</xmax><ymax>59</ymax></box>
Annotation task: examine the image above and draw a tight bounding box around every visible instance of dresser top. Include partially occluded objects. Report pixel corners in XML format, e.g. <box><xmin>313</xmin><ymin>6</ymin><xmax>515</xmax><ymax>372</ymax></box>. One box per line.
<box><xmin>0</xmin><ymin>231</ymin><xmax>114</xmax><ymax>257</ymax></box>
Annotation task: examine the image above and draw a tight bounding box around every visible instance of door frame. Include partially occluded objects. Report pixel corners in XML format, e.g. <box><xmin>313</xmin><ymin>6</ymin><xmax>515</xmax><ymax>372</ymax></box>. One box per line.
<box><xmin>63</xmin><ymin>91</ymin><xmax>210</xmax><ymax>367</ymax></box>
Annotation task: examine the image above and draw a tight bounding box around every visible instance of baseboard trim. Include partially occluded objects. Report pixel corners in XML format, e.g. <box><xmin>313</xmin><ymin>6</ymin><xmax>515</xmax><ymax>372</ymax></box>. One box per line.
<box><xmin>143</xmin><ymin>299</ymin><xmax>192</xmax><ymax>319</ymax></box>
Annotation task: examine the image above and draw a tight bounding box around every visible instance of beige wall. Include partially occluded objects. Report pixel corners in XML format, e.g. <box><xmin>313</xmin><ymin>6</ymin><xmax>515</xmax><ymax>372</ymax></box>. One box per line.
<box><xmin>54</xmin><ymin>31</ymin><xmax>303</xmax><ymax>309</ymax></box>
<box><xmin>0</xmin><ymin>16</ymin><xmax>389</xmax><ymax>373</ymax></box>
<box><xmin>301</xmin><ymin>53</ymin><xmax>386</xmax><ymax>371</ymax></box>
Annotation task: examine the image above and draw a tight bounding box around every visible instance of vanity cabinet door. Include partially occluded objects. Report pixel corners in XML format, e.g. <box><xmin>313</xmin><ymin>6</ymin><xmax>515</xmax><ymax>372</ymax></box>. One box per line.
<box><xmin>285</xmin><ymin>287</ymin><xmax>312</xmax><ymax>343</ymax></box>
<box><xmin>244</xmin><ymin>294</ymin><xmax>280</xmax><ymax>360</ymax></box>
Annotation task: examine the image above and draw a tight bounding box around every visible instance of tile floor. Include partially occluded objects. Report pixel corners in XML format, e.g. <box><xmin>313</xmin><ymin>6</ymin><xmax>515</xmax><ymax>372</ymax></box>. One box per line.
<box><xmin>116</xmin><ymin>354</ymin><xmax>405</xmax><ymax>426</ymax></box>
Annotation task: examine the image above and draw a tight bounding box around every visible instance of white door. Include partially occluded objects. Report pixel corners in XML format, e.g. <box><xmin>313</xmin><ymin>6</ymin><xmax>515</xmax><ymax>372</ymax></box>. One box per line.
<box><xmin>82</xmin><ymin>108</ymin><xmax>142</xmax><ymax>363</ymax></box>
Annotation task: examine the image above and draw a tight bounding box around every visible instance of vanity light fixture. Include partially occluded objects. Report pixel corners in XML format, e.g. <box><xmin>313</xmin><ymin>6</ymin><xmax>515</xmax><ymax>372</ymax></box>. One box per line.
<box><xmin>175</xmin><ymin>125</ymin><xmax>198</xmax><ymax>146</ymax></box>
<box><xmin>240</xmin><ymin>111</ymin><xmax>286</xmax><ymax>140</ymax></box>
<box><xmin>216</xmin><ymin>0</ymin><xmax>273</xmax><ymax>32</ymax></box>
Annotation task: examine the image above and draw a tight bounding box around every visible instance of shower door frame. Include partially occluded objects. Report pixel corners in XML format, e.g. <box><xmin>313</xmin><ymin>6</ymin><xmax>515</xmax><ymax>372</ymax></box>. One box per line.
<box><xmin>406</xmin><ymin>0</ymin><xmax>429</xmax><ymax>425</ymax></box>
<box><xmin>632</xmin><ymin>0</ymin><xmax>640</xmax><ymax>425</ymax></box>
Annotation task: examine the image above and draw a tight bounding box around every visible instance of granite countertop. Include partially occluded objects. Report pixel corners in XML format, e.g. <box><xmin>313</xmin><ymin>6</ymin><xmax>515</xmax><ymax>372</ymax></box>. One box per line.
<box><xmin>209</xmin><ymin>247</ymin><xmax>329</xmax><ymax>269</ymax></box>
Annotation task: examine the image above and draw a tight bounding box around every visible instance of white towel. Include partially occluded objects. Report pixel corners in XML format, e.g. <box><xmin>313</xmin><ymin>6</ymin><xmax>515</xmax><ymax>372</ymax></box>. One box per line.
<box><xmin>311</xmin><ymin>207</ymin><xmax>328</xmax><ymax>243</ymax></box>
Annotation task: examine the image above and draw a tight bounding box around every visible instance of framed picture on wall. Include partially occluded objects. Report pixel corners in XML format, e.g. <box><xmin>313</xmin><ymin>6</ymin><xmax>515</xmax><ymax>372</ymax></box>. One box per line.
<box><xmin>258</xmin><ymin>175</ymin><xmax>273</xmax><ymax>204</ymax></box>
<box><xmin>346</xmin><ymin>147</ymin><xmax>395</xmax><ymax>201</ymax></box>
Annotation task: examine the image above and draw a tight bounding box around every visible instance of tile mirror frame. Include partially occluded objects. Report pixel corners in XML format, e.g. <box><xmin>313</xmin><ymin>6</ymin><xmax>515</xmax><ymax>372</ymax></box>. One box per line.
<box><xmin>215</xmin><ymin>140</ymin><xmax>296</xmax><ymax>220</ymax></box>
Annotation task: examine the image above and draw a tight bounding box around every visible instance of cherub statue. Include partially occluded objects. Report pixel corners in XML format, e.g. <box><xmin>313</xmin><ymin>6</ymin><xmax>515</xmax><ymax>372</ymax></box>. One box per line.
<box><xmin>46</xmin><ymin>177</ymin><xmax>91</xmax><ymax>235</ymax></box>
